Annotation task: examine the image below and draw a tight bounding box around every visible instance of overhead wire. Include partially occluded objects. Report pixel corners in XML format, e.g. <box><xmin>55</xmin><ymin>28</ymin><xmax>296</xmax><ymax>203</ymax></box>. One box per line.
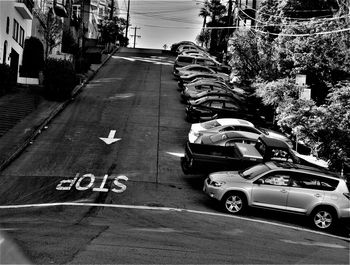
<box><xmin>238</xmin><ymin>6</ymin><xmax>350</xmax><ymax>26</ymax></box>
<box><xmin>236</xmin><ymin>8</ymin><xmax>350</xmax><ymax>37</ymax></box>
<box><xmin>243</xmin><ymin>4</ymin><xmax>335</xmax><ymax>21</ymax></box>
<box><xmin>251</xmin><ymin>26</ymin><xmax>350</xmax><ymax>37</ymax></box>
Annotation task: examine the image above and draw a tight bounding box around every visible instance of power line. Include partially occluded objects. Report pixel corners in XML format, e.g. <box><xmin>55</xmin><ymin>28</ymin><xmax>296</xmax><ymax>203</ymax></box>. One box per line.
<box><xmin>141</xmin><ymin>24</ymin><xmax>202</xmax><ymax>29</ymax></box>
<box><xmin>242</xmin><ymin>4</ymin><xmax>345</xmax><ymax>21</ymax></box>
<box><xmin>252</xmin><ymin>26</ymin><xmax>350</xmax><ymax>37</ymax></box>
<box><xmin>239</xmin><ymin>8</ymin><xmax>350</xmax><ymax>27</ymax></box>
<box><xmin>202</xmin><ymin>25</ymin><xmax>350</xmax><ymax>36</ymax></box>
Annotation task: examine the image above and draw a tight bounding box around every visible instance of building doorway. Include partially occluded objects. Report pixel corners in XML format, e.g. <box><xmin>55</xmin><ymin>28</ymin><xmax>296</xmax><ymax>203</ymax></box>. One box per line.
<box><xmin>10</xmin><ymin>48</ymin><xmax>19</xmax><ymax>82</ymax></box>
<box><xmin>2</xmin><ymin>41</ymin><xmax>8</xmax><ymax>64</ymax></box>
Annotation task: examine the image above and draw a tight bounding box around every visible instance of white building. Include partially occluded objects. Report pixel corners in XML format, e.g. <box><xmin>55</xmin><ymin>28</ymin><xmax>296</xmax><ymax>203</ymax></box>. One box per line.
<box><xmin>84</xmin><ymin>0</ymin><xmax>120</xmax><ymax>40</ymax></box>
<box><xmin>0</xmin><ymin>0</ymin><xmax>34</xmax><ymax>80</ymax></box>
<box><xmin>31</xmin><ymin>0</ymin><xmax>72</xmax><ymax>61</ymax></box>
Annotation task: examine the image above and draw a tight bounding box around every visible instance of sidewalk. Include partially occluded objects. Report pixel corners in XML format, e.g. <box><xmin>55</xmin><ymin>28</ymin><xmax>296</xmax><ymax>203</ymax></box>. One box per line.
<box><xmin>0</xmin><ymin>50</ymin><xmax>117</xmax><ymax>171</ymax></box>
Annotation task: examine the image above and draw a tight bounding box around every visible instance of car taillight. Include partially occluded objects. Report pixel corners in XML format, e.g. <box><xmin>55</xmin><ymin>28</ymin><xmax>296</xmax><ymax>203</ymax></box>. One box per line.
<box><xmin>343</xmin><ymin>193</ymin><xmax>350</xmax><ymax>200</ymax></box>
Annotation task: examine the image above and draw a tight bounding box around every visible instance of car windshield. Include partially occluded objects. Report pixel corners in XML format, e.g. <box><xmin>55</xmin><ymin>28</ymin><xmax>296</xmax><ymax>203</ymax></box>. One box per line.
<box><xmin>239</xmin><ymin>164</ymin><xmax>270</xmax><ymax>180</ymax></box>
<box><xmin>201</xmin><ymin>120</ymin><xmax>220</xmax><ymax>129</ymax></box>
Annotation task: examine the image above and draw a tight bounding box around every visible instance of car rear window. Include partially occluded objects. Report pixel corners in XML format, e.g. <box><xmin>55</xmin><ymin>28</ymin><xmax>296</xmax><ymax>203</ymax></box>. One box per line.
<box><xmin>319</xmin><ymin>178</ymin><xmax>339</xmax><ymax>191</ymax></box>
<box><xmin>177</xmin><ymin>56</ymin><xmax>193</xmax><ymax>63</ymax></box>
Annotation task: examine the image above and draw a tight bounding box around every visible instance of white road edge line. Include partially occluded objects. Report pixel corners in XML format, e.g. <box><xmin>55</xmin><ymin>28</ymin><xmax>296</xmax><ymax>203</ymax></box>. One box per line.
<box><xmin>0</xmin><ymin>202</ymin><xmax>349</xmax><ymax>242</ymax></box>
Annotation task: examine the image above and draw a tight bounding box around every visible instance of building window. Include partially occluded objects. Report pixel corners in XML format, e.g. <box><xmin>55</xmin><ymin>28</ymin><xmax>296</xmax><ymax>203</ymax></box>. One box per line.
<box><xmin>3</xmin><ymin>41</ymin><xmax>8</xmax><ymax>64</ymax></box>
<box><xmin>6</xmin><ymin>17</ymin><xmax>10</xmax><ymax>34</ymax></box>
<box><xmin>72</xmin><ymin>4</ymin><xmax>81</xmax><ymax>19</ymax></box>
<box><xmin>98</xmin><ymin>7</ymin><xmax>104</xmax><ymax>17</ymax></box>
<box><xmin>13</xmin><ymin>19</ymin><xmax>19</xmax><ymax>42</ymax></box>
<box><xmin>19</xmin><ymin>27</ymin><xmax>25</xmax><ymax>47</ymax></box>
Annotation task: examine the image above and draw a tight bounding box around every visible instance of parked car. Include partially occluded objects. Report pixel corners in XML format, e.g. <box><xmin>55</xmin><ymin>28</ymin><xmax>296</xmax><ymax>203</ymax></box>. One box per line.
<box><xmin>182</xmin><ymin>79</ymin><xmax>244</xmax><ymax>95</ymax></box>
<box><xmin>176</xmin><ymin>44</ymin><xmax>202</xmax><ymax>54</ymax></box>
<box><xmin>200</xmin><ymin>131</ymin><xmax>259</xmax><ymax>146</ymax></box>
<box><xmin>188</xmin><ymin>119</ymin><xmax>292</xmax><ymax>146</ymax></box>
<box><xmin>174</xmin><ymin>64</ymin><xmax>214</xmax><ymax>78</ymax></box>
<box><xmin>183</xmin><ymin>90</ymin><xmax>242</xmax><ymax>105</ymax></box>
<box><xmin>188</xmin><ymin>118</ymin><xmax>255</xmax><ymax>143</ymax></box>
<box><xmin>171</xmin><ymin>41</ymin><xmax>196</xmax><ymax>53</ymax></box>
<box><xmin>185</xmin><ymin>97</ymin><xmax>257</xmax><ymax>123</ymax></box>
<box><xmin>181</xmin><ymin>135</ymin><xmax>300</xmax><ymax>174</ymax></box>
<box><xmin>181</xmin><ymin>50</ymin><xmax>208</xmax><ymax>57</ymax></box>
<box><xmin>181</xmin><ymin>72</ymin><xmax>229</xmax><ymax>83</ymax></box>
<box><xmin>203</xmin><ymin>161</ymin><xmax>350</xmax><ymax>231</ymax></box>
<box><xmin>178</xmin><ymin>73</ymin><xmax>227</xmax><ymax>87</ymax></box>
<box><xmin>174</xmin><ymin>65</ymin><xmax>229</xmax><ymax>81</ymax></box>
<box><xmin>178</xmin><ymin>78</ymin><xmax>233</xmax><ymax>92</ymax></box>
<box><xmin>174</xmin><ymin>55</ymin><xmax>230</xmax><ymax>73</ymax></box>
<box><xmin>187</xmin><ymin>94</ymin><xmax>243</xmax><ymax>107</ymax></box>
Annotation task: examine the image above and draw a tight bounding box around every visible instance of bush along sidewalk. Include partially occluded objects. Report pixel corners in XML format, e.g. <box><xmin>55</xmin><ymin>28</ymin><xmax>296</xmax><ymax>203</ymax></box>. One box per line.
<box><xmin>43</xmin><ymin>58</ymin><xmax>78</xmax><ymax>101</ymax></box>
<box><xmin>0</xmin><ymin>64</ymin><xmax>16</xmax><ymax>96</ymax></box>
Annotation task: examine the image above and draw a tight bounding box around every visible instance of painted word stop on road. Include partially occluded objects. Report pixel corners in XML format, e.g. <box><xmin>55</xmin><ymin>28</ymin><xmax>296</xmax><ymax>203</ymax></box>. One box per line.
<box><xmin>56</xmin><ymin>174</ymin><xmax>128</xmax><ymax>193</ymax></box>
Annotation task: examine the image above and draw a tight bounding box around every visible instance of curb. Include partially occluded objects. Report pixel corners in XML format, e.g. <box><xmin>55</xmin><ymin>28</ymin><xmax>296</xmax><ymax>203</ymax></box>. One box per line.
<box><xmin>0</xmin><ymin>48</ymin><xmax>119</xmax><ymax>172</ymax></box>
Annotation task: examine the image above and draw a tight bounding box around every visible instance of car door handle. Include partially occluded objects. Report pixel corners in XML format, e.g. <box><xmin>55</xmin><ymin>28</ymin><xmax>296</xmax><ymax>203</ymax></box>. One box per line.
<box><xmin>280</xmin><ymin>189</ymin><xmax>288</xmax><ymax>193</ymax></box>
<box><xmin>314</xmin><ymin>194</ymin><xmax>322</xmax><ymax>198</ymax></box>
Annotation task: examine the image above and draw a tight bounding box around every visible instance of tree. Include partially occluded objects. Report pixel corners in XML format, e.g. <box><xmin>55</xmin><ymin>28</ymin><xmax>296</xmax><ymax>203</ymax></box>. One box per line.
<box><xmin>99</xmin><ymin>16</ymin><xmax>127</xmax><ymax>49</ymax></box>
<box><xmin>199</xmin><ymin>0</ymin><xmax>210</xmax><ymax>30</ymax></box>
<box><xmin>196</xmin><ymin>29</ymin><xmax>211</xmax><ymax>49</ymax></box>
<box><xmin>240</xmin><ymin>0</ymin><xmax>350</xmax><ymax>173</ymax></box>
<box><xmin>37</xmin><ymin>8</ymin><xmax>63</xmax><ymax>61</ymax></box>
<box><xmin>273</xmin><ymin>81</ymin><xmax>350</xmax><ymax>172</ymax></box>
<box><xmin>205</xmin><ymin>0</ymin><xmax>226</xmax><ymax>54</ymax></box>
<box><xmin>20</xmin><ymin>37</ymin><xmax>44</xmax><ymax>78</ymax></box>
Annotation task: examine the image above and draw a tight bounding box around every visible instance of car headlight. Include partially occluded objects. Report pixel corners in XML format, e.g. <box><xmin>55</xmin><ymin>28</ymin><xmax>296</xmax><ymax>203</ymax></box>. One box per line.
<box><xmin>211</xmin><ymin>181</ymin><xmax>226</xmax><ymax>187</ymax></box>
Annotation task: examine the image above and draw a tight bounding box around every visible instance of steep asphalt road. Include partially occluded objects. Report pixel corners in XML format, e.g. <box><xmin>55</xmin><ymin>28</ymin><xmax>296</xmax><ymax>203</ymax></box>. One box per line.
<box><xmin>0</xmin><ymin>48</ymin><xmax>348</xmax><ymax>264</ymax></box>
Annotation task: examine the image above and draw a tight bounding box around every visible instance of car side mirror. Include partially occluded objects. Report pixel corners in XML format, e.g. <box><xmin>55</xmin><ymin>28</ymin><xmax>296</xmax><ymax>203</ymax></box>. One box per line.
<box><xmin>255</xmin><ymin>179</ymin><xmax>264</xmax><ymax>185</ymax></box>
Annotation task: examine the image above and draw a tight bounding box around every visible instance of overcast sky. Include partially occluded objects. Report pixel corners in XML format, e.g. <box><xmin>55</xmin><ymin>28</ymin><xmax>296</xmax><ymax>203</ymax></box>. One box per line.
<box><xmin>117</xmin><ymin>0</ymin><xmax>205</xmax><ymax>49</ymax></box>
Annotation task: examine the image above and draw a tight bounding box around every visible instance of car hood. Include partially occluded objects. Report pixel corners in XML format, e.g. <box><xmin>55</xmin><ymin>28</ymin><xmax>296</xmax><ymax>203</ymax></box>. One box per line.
<box><xmin>190</xmin><ymin>123</ymin><xmax>205</xmax><ymax>133</ymax></box>
<box><xmin>209</xmin><ymin>171</ymin><xmax>244</xmax><ymax>182</ymax></box>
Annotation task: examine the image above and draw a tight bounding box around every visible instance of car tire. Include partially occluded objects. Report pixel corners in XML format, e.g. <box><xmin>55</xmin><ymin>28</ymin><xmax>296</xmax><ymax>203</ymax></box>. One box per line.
<box><xmin>311</xmin><ymin>207</ymin><xmax>337</xmax><ymax>231</ymax></box>
<box><xmin>181</xmin><ymin>157</ymin><xmax>192</xmax><ymax>175</ymax></box>
<box><xmin>222</xmin><ymin>192</ymin><xmax>247</xmax><ymax>215</ymax></box>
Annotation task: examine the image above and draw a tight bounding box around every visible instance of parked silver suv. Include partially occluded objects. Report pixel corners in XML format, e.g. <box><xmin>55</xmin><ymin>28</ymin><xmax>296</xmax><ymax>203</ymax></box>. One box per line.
<box><xmin>203</xmin><ymin>162</ymin><xmax>350</xmax><ymax>230</ymax></box>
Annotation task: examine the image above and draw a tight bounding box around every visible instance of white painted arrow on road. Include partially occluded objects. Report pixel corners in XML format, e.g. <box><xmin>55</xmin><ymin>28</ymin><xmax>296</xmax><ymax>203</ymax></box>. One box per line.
<box><xmin>99</xmin><ymin>130</ymin><xmax>121</xmax><ymax>145</ymax></box>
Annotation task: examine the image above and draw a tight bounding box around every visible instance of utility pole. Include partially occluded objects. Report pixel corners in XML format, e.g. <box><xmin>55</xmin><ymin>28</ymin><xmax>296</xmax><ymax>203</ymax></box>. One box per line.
<box><xmin>130</xmin><ymin>26</ymin><xmax>141</xmax><ymax>48</ymax></box>
<box><xmin>227</xmin><ymin>0</ymin><xmax>233</xmax><ymax>35</ymax></box>
<box><xmin>125</xmin><ymin>0</ymin><xmax>131</xmax><ymax>41</ymax></box>
<box><xmin>81</xmin><ymin>0</ymin><xmax>85</xmax><ymax>55</ymax></box>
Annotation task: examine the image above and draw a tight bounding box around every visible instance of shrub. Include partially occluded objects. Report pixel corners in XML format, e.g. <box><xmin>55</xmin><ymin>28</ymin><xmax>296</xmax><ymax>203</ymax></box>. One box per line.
<box><xmin>0</xmin><ymin>64</ymin><xmax>16</xmax><ymax>96</ymax></box>
<box><xmin>43</xmin><ymin>58</ymin><xmax>77</xmax><ymax>101</ymax></box>
<box><xmin>20</xmin><ymin>37</ymin><xmax>44</xmax><ymax>78</ymax></box>
<box><xmin>75</xmin><ymin>57</ymin><xmax>91</xmax><ymax>74</ymax></box>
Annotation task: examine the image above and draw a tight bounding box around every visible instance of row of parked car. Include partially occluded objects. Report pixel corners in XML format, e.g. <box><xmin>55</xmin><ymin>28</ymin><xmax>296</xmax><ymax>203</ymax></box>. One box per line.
<box><xmin>172</xmin><ymin>42</ymin><xmax>350</xmax><ymax>232</ymax></box>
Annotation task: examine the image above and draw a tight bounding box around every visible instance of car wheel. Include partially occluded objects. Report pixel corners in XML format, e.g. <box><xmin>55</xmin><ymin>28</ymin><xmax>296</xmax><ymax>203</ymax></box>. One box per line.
<box><xmin>181</xmin><ymin>157</ymin><xmax>192</xmax><ymax>175</ymax></box>
<box><xmin>222</xmin><ymin>192</ymin><xmax>246</xmax><ymax>214</ymax></box>
<box><xmin>311</xmin><ymin>207</ymin><xmax>336</xmax><ymax>231</ymax></box>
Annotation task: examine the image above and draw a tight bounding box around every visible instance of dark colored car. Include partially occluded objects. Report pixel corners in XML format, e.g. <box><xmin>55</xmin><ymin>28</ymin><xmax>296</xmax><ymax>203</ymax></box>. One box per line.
<box><xmin>183</xmin><ymin>90</ymin><xmax>241</xmax><ymax>104</ymax></box>
<box><xmin>185</xmin><ymin>97</ymin><xmax>251</xmax><ymax>123</ymax></box>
